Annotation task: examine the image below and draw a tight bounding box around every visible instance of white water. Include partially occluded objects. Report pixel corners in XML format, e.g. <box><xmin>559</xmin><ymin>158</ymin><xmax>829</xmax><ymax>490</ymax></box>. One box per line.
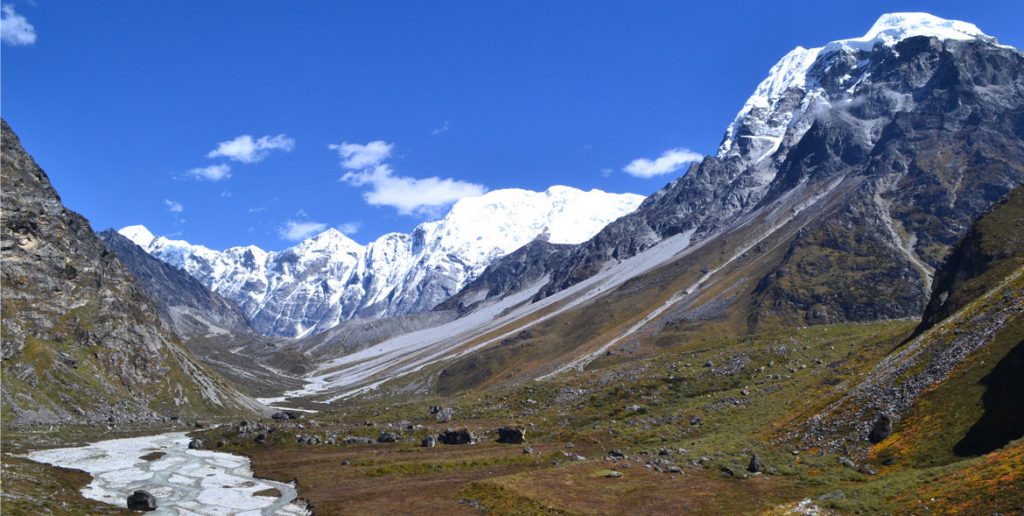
<box><xmin>27</xmin><ymin>432</ymin><xmax>307</xmax><ymax>515</ymax></box>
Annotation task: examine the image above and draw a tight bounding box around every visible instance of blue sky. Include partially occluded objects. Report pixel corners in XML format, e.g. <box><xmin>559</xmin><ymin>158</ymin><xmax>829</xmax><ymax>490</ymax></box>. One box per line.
<box><xmin>3</xmin><ymin>1</ymin><xmax>1022</xmax><ymax>250</ymax></box>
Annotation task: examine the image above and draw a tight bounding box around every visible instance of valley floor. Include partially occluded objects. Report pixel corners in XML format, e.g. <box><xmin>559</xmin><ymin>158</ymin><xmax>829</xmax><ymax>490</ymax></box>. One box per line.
<box><xmin>3</xmin><ymin>320</ymin><xmax>1021</xmax><ymax>515</ymax></box>
<box><xmin>204</xmin><ymin>321</ymin><xmax>1021</xmax><ymax>515</ymax></box>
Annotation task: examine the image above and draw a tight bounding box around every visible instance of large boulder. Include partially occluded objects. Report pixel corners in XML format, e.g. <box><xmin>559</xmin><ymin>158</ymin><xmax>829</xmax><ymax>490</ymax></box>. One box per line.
<box><xmin>187</xmin><ymin>439</ymin><xmax>204</xmax><ymax>450</ymax></box>
<box><xmin>127</xmin><ymin>490</ymin><xmax>157</xmax><ymax>511</ymax></box>
<box><xmin>438</xmin><ymin>429</ymin><xmax>475</xmax><ymax>445</ymax></box>
<box><xmin>496</xmin><ymin>427</ymin><xmax>526</xmax><ymax>444</ymax></box>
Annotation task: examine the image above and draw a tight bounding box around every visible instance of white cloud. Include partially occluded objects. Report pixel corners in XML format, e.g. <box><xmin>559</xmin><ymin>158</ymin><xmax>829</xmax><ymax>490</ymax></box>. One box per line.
<box><xmin>329</xmin><ymin>140</ymin><xmax>393</xmax><ymax>169</ymax></box>
<box><xmin>279</xmin><ymin>220</ymin><xmax>328</xmax><ymax>241</ymax></box>
<box><xmin>164</xmin><ymin>199</ymin><xmax>184</xmax><ymax>213</ymax></box>
<box><xmin>207</xmin><ymin>134</ymin><xmax>295</xmax><ymax>164</ymax></box>
<box><xmin>1</xmin><ymin>5</ymin><xmax>36</xmax><ymax>46</ymax></box>
<box><xmin>623</xmin><ymin>148</ymin><xmax>702</xmax><ymax>178</ymax></box>
<box><xmin>342</xmin><ymin>164</ymin><xmax>486</xmax><ymax>216</ymax></box>
<box><xmin>186</xmin><ymin>163</ymin><xmax>232</xmax><ymax>181</ymax></box>
<box><xmin>337</xmin><ymin>221</ymin><xmax>362</xmax><ymax>235</ymax></box>
<box><xmin>430</xmin><ymin>121</ymin><xmax>450</xmax><ymax>136</ymax></box>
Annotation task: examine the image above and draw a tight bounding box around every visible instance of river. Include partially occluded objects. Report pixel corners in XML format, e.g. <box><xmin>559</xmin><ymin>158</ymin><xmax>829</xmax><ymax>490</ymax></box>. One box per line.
<box><xmin>27</xmin><ymin>432</ymin><xmax>308</xmax><ymax>515</ymax></box>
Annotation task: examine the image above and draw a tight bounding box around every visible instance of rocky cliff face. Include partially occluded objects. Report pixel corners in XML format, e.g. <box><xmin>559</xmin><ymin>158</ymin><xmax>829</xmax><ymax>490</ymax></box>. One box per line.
<box><xmin>0</xmin><ymin>119</ymin><xmax>262</xmax><ymax>425</ymax></box>
<box><xmin>124</xmin><ymin>187</ymin><xmax>643</xmax><ymax>337</ymax></box>
<box><xmin>97</xmin><ymin>229</ymin><xmax>253</xmax><ymax>340</ymax></box>
<box><xmin>528</xmin><ymin>13</ymin><xmax>1024</xmax><ymax>326</ymax></box>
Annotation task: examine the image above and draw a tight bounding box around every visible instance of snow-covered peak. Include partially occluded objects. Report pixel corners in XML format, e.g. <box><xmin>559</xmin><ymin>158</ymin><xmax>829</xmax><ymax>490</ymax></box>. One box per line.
<box><xmin>824</xmin><ymin>13</ymin><xmax>989</xmax><ymax>54</ymax></box>
<box><xmin>718</xmin><ymin>13</ymin><xmax>1000</xmax><ymax>160</ymax></box>
<box><xmin>119</xmin><ymin>224</ymin><xmax>156</xmax><ymax>249</ymax></box>
<box><xmin>291</xmin><ymin>228</ymin><xmax>364</xmax><ymax>254</ymax></box>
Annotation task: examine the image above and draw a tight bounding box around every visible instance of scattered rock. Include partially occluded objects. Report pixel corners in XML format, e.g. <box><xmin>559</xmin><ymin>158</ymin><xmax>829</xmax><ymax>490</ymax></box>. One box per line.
<box><xmin>689</xmin><ymin>415</ymin><xmax>702</xmax><ymax>426</ymax></box>
<box><xmin>868</xmin><ymin>413</ymin><xmax>893</xmax><ymax>443</ymax></box>
<box><xmin>422</xmin><ymin>435</ymin><xmax>437</xmax><ymax>448</ymax></box>
<box><xmin>430</xmin><ymin>406</ymin><xmax>454</xmax><ymax>422</ymax></box>
<box><xmin>607</xmin><ymin>449</ymin><xmax>627</xmax><ymax>459</ymax></box>
<box><xmin>127</xmin><ymin>490</ymin><xmax>157</xmax><ymax>511</ymax></box>
<box><xmin>438</xmin><ymin>429</ymin><xmax>475</xmax><ymax>445</ymax></box>
<box><xmin>377</xmin><ymin>431</ymin><xmax>400</xmax><ymax>443</ymax></box>
<box><xmin>496</xmin><ymin>427</ymin><xmax>526</xmax><ymax>444</ymax></box>
<box><xmin>187</xmin><ymin>439</ymin><xmax>203</xmax><ymax>450</ymax></box>
<box><xmin>522</xmin><ymin>447</ymin><xmax>533</xmax><ymax>454</ymax></box>
<box><xmin>747</xmin><ymin>455</ymin><xmax>765</xmax><ymax>473</ymax></box>
<box><xmin>606</xmin><ymin>471</ymin><xmax>623</xmax><ymax>478</ymax></box>
<box><xmin>253</xmin><ymin>488</ymin><xmax>282</xmax><ymax>498</ymax></box>
<box><xmin>838</xmin><ymin>457</ymin><xmax>856</xmax><ymax>469</ymax></box>
<box><xmin>254</xmin><ymin>433</ymin><xmax>267</xmax><ymax>444</ymax></box>
<box><xmin>139</xmin><ymin>452</ymin><xmax>165</xmax><ymax>462</ymax></box>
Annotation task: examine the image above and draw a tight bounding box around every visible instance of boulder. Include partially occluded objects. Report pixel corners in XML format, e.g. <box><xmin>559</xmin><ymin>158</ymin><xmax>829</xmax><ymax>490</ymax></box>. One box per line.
<box><xmin>126</xmin><ymin>490</ymin><xmax>157</xmax><ymax>511</ymax></box>
<box><xmin>429</xmin><ymin>406</ymin><xmax>454</xmax><ymax>422</ymax></box>
<box><xmin>747</xmin><ymin>454</ymin><xmax>765</xmax><ymax>473</ymax></box>
<box><xmin>438</xmin><ymin>428</ymin><xmax>474</xmax><ymax>445</ymax></box>
<box><xmin>496</xmin><ymin>427</ymin><xmax>526</xmax><ymax>444</ymax></box>
<box><xmin>868</xmin><ymin>414</ymin><xmax>893</xmax><ymax>443</ymax></box>
<box><xmin>422</xmin><ymin>435</ymin><xmax>437</xmax><ymax>448</ymax></box>
<box><xmin>377</xmin><ymin>431</ymin><xmax>400</xmax><ymax>443</ymax></box>
<box><xmin>187</xmin><ymin>439</ymin><xmax>203</xmax><ymax>450</ymax></box>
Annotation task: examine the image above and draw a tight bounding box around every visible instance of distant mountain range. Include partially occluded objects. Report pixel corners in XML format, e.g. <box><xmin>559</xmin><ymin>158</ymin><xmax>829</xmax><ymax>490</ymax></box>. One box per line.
<box><xmin>119</xmin><ymin>187</ymin><xmax>642</xmax><ymax>337</ymax></box>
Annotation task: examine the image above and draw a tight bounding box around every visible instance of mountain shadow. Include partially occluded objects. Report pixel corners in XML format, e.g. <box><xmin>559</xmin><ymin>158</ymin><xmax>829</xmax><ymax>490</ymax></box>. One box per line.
<box><xmin>953</xmin><ymin>340</ymin><xmax>1024</xmax><ymax>456</ymax></box>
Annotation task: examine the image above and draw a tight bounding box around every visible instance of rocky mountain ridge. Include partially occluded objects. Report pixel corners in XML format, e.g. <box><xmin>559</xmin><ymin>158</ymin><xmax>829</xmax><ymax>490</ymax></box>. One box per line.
<box><xmin>0</xmin><ymin>119</ymin><xmax>263</xmax><ymax>426</ymax></box>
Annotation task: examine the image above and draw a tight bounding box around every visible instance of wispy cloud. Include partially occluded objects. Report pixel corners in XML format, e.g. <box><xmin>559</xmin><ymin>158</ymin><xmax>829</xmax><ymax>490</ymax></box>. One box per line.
<box><xmin>186</xmin><ymin>163</ymin><xmax>232</xmax><ymax>181</ymax></box>
<box><xmin>164</xmin><ymin>199</ymin><xmax>184</xmax><ymax>213</ymax></box>
<box><xmin>1</xmin><ymin>5</ymin><xmax>36</xmax><ymax>46</ymax></box>
<box><xmin>430</xmin><ymin>121</ymin><xmax>450</xmax><ymax>136</ymax></box>
<box><xmin>623</xmin><ymin>148</ymin><xmax>702</xmax><ymax>178</ymax></box>
<box><xmin>208</xmin><ymin>134</ymin><xmax>295</xmax><ymax>164</ymax></box>
<box><xmin>279</xmin><ymin>220</ymin><xmax>328</xmax><ymax>241</ymax></box>
<box><xmin>343</xmin><ymin>164</ymin><xmax>485</xmax><ymax>216</ymax></box>
<box><xmin>337</xmin><ymin>221</ymin><xmax>362</xmax><ymax>235</ymax></box>
<box><xmin>328</xmin><ymin>140</ymin><xmax>393</xmax><ymax>169</ymax></box>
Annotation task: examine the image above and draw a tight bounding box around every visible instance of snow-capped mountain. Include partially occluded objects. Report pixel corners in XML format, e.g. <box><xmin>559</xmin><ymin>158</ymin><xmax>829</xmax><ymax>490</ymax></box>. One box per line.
<box><xmin>532</xmin><ymin>12</ymin><xmax>1024</xmax><ymax>321</ymax></box>
<box><xmin>121</xmin><ymin>186</ymin><xmax>643</xmax><ymax>337</ymax></box>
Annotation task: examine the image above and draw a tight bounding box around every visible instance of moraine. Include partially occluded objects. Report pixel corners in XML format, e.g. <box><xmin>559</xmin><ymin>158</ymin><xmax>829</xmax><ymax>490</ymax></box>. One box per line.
<box><xmin>27</xmin><ymin>432</ymin><xmax>307</xmax><ymax>515</ymax></box>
